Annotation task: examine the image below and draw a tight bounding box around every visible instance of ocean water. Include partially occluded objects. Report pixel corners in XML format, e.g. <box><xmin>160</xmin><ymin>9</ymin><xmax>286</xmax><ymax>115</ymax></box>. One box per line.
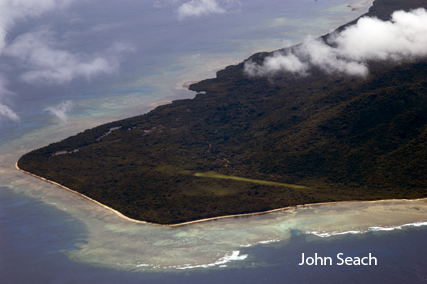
<box><xmin>1</xmin><ymin>185</ymin><xmax>427</xmax><ymax>283</ymax></box>
<box><xmin>1</xmin><ymin>0</ymin><xmax>426</xmax><ymax>283</ymax></box>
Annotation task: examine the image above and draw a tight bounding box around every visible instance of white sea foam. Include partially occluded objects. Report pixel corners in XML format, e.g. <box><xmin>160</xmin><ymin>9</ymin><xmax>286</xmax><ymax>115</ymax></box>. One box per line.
<box><xmin>306</xmin><ymin>230</ymin><xmax>363</xmax><ymax>238</ymax></box>
<box><xmin>306</xmin><ymin>221</ymin><xmax>427</xmax><ymax>238</ymax></box>
<box><xmin>175</xmin><ymin>251</ymin><xmax>248</xmax><ymax>270</ymax></box>
<box><xmin>240</xmin><ymin>238</ymin><xmax>281</xmax><ymax>248</ymax></box>
<box><xmin>369</xmin><ymin>221</ymin><xmax>427</xmax><ymax>231</ymax></box>
<box><xmin>257</xmin><ymin>239</ymin><xmax>281</xmax><ymax>244</ymax></box>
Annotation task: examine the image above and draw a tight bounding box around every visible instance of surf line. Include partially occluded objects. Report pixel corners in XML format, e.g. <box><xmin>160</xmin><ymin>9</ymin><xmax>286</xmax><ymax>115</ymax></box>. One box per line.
<box><xmin>15</xmin><ymin>162</ymin><xmax>427</xmax><ymax>227</ymax></box>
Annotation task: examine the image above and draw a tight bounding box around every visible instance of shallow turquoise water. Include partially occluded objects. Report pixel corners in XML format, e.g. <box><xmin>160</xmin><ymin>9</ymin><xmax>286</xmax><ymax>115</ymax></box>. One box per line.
<box><xmin>1</xmin><ymin>187</ymin><xmax>426</xmax><ymax>283</ymax></box>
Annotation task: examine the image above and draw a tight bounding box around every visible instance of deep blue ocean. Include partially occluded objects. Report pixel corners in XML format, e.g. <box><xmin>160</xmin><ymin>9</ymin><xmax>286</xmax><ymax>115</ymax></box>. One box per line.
<box><xmin>1</xmin><ymin>0</ymin><xmax>426</xmax><ymax>283</ymax></box>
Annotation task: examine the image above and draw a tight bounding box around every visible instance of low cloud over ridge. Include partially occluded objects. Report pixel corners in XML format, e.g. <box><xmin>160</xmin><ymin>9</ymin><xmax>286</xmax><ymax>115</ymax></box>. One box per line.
<box><xmin>245</xmin><ymin>8</ymin><xmax>427</xmax><ymax>77</ymax></box>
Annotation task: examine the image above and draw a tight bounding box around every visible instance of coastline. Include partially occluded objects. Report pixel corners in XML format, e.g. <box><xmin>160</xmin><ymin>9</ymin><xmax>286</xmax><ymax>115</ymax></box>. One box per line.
<box><xmin>14</xmin><ymin>0</ymin><xmax>427</xmax><ymax>229</ymax></box>
<box><xmin>15</xmin><ymin>162</ymin><xmax>427</xmax><ymax>227</ymax></box>
<box><xmin>4</xmin><ymin>0</ymin><xmax>427</xmax><ymax>277</ymax></box>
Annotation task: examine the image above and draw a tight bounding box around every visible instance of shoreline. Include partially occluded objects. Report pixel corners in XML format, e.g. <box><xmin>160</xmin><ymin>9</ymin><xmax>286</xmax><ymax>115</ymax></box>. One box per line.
<box><xmin>15</xmin><ymin>162</ymin><xmax>427</xmax><ymax>227</ymax></box>
<box><xmin>14</xmin><ymin>0</ymin><xmax>427</xmax><ymax>229</ymax></box>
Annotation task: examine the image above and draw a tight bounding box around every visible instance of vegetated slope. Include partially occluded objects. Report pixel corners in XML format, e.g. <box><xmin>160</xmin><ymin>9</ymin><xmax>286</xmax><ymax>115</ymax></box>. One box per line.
<box><xmin>18</xmin><ymin>0</ymin><xmax>427</xmax><ymax>224</ymax></box>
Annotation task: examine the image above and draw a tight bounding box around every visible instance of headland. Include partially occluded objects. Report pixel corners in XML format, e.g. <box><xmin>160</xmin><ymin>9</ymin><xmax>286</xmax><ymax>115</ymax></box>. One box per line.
<box><xmin>17</xmin><ymin>0</ymin><xmax>427</xmax><ymax>224</ymax></box>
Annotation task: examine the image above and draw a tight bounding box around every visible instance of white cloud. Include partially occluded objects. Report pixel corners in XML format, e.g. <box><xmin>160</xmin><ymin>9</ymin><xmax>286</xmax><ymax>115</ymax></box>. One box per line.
<box><xmin>0</xmin><ymin>76</ymin><xmax>19</xmax><ymax>122</ymax></box>
<box><xmin>44</xmin><ymin>100</ymin><xmax>74</xmax><ymax>123</ymax></box>
<box><xmin>244</xmin><ymin>52</ymin><xmax>308</xmax><ymax>77</ymax></box>
<box><xmin>300</xmin><ymin>38</ymin><xmax>369</xmax><ymax>76</ymax></box>
<box><xmin>245</xmin><ymin>8</ymin><xmax>427</xmax><ymax>77</ymax></box>
<box><xmin>4</xmin><ymin>28</ymin><xmax>133</xmax><ymax>85</ymax></box>
<box><xmin>177</xmin><ymin>0</ymin><xmax>225</xmax><ymax>20</ymax></box>
<box><xmin>0</xmin><ymin>103</ymin><xmax>20</xmax><ymax>122</ymax></box>
<box><xmin>0</xmin><ymin>0</ymin><xmax>74</xmax><ymax>54</ymax></box>
<box><xmin>331</xmin><ymin>8</ymin><xmax>427</xmax><ymax>61</ymax></box>
<box><xmin>0</xmin><ymin>0</ymin><xmax>76</xmax><ymax>123</ymax></box>
<box><xmin>0</xmin><ymin>0</ymin><xmax>136</xmax><ymax>125</ymax></box>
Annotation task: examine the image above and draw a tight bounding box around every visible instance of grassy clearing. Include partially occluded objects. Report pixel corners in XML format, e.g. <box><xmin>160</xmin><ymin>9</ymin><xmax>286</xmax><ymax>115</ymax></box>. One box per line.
<box><xmin>194</xmin><ymin>172</ymin><xmax>308</xmax><ymax>189</ymax></box>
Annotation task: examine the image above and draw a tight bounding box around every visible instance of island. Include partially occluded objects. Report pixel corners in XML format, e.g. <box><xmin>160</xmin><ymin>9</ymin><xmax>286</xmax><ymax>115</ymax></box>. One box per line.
<box><xmin>17</xmin><ymin>0</ymin><xmax>427</xmax><ymax>224</ymax></box>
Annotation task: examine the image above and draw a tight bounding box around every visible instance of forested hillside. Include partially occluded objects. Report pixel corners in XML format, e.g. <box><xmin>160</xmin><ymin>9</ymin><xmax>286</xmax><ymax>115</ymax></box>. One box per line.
<box><xmin>18</xmin><ymin>0</ymin><xmax>427</xmax><ymax>224</ymax></box>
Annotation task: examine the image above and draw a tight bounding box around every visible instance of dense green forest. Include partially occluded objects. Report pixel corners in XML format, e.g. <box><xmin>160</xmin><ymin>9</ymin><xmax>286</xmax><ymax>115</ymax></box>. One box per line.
<box><xmin>18</xmin><ymin>0</ymin><xmax>427</xmax><ymax>224</ymax></box>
